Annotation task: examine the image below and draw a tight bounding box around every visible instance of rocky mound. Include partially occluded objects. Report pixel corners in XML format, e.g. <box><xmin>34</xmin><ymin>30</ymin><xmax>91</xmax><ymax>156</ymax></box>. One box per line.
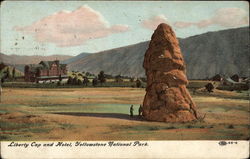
<box><xmin>142</xmin><ymin>23</ymin><xmax>198</xmax><ymax>122</ymax></box>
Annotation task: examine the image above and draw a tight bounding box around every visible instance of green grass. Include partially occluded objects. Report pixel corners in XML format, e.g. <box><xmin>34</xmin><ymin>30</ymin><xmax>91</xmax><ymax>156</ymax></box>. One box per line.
<box><xmin>25</xmin><ymin>103</ymin><xmax>140</xmax><ymax>114</ymax></box>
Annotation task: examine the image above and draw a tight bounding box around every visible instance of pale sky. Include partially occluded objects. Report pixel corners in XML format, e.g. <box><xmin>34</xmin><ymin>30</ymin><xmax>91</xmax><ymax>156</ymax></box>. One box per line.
<box><xmin>0</xmin><ymin>1</ymin><xmax>249</xmax><ymax>56</ymax></box>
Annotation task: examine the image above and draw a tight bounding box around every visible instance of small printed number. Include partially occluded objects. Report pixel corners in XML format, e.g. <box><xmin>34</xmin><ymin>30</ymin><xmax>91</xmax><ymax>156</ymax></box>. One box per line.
<box><xmin>219</xmin><ymin>141</ymin><xmax>238</xmax><ymax>146</ymax></box>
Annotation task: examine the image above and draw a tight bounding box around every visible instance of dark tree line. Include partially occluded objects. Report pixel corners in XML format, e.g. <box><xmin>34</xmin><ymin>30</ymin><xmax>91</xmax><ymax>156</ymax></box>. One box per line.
<box><xmin>98</xmin><ymin>71</ymin><xmax>106</xmax><ymax>85</ymax></box>
<box><xmin>0</xmin><ymin>65</ymin><xmax>16</xmax><ymax>82</ymax></box>
<box><xmin>67</xmin><ymin>76</ymin><xmax>90</xmax><ymax>86</ymax></box>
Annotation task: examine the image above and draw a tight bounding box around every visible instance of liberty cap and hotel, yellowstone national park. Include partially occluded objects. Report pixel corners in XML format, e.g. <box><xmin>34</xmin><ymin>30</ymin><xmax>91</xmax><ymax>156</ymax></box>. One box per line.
<box><xmin>0</xmin><ymin>1</ymin><xmax>249</xmax><ymax>158</ymax></box>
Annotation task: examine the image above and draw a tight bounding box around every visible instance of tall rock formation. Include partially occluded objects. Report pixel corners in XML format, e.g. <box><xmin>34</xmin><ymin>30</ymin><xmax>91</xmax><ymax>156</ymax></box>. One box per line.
<box><xmin>142</xmin><ymin>23</ymin><xmax>198</xmax><ymax>122</ymax></box>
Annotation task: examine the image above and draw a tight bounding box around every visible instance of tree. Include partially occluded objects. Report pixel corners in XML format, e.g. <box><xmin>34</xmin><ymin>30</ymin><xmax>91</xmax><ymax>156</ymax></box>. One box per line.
<box><xmin>115</xmin><ymin>75</ymin><xmax>123</xmax><ymax>83</ymax></box>
<box><xmin>72</xmin><ymin>76</ymin><xmax>78</xmax><ymax>85</ymax></box>
<box><xmin>98</xmin><ymin>71</ymin><xmax>106</xmax><ymax>84</ymax></box>
<box><xmin>12</xmin><ymin>67</ymin><xmax>16</xmax><ymax>80</ymax></box>
<box><xmin>67</xmin><ymin>76</ymin><xmax>73</xmax><ymax>84</ymax></box>
<box><xmin>6</xmin><ymin>67</ymin><xmax>10</xmax><ymax>79</ymax></box>
<box><xmin>205</xmin><ymin>83</ymin><xmax>214</xmax><ymax>93</ymax></box>
<box><xmin>86</xmin><ymin>72</ymin><xmax>90</xmax><ymax>76</ymax></box>
<box><xmin>77</xmin><ymin>79</ymin><xmax>83</xmax><ymax>85</ymax></box>
<box><xmin>1</xmin><ymin>71</ymin><xmax>7</xmax><ymax>83</ymax></box>
<box><xmin>1</xmin><ymin>78</ymin><xmax>4</xmax><ymax>83</ymax></box>
<box><xmin>83</xmin><ymin>76</ymin><xmax>89</xmax><ymax>86</ymax></box>
<box><xmin>92</xmin><ymin>77</ymin><xmax>98</xmax><ymax>87</ymax></box>
<box><xmin>231</xmin><ymin>74</ymin><xmax>239</xmax><ymax>82</ymax></box>
<box><xmin>136</xmin><ymin>79</ymin><xmax>142</xmax><ymax>88</ymax></box>
<box><xmin>0</xmin><ymin>63</ymin><xmax>6</xmax><ymax>71</ymax></box>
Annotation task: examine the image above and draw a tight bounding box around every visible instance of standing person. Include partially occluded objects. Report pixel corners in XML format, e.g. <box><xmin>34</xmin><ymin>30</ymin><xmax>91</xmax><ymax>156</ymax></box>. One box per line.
<box><xmin>138</xmin><ymin>105</ymin><xmax>143</xmax><ymax>116</ymax></box>
<box><xmin>0</xmin><ymin>80</ymin><xmax>2</xmax><ymax>103</ymax></box>
<box><xmin>130</xmin><ymin>105</ymin><xmax>134</xmax><ymax>117</ymax></box>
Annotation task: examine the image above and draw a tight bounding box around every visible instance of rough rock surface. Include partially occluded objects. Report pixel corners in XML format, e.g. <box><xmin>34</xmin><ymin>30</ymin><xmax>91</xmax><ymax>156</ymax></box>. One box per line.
<box><xmin>142</xmin><ymin>23</ymin><xmax>198</xmax><ymax>122</ymax></box>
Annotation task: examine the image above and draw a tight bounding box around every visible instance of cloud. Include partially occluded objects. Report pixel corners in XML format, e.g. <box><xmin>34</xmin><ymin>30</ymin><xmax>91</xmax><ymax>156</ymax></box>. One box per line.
<box><xmin>142</xmin><ymin>15</ymin><xmax>169</xmax><ymax>30</ymax></box>
<box><xmin>14</xmin><ymin>5</ymin><xmax>129</xmax><ymax>47</ymax></box>
<box><xmin>174</xmin><ymin>8</ymin><xmax>249</xmax><ymax>29</ymax></box>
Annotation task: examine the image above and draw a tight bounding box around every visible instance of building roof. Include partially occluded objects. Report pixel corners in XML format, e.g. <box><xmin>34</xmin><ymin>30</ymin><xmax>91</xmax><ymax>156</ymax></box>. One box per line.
<box><xmin>26</xmin><ymin>60</ymin><xmax>66</xmax><ymax>72</ymax></box>
<box><xmin>225</xmin><ymin>77</ymin><xmax>238</xmax><ymax>84</ymax></box>
<box><xmin>28</xmin><ymin>64</ymin><xmax>44</xmax><ymax>72</ymax></box>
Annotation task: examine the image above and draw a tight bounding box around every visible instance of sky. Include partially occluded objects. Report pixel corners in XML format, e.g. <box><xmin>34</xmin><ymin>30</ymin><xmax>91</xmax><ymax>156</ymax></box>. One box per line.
<box><xmin>0</xmin><ymin>1</ymin><xmax>249</xmax><ymax>56</ymax></box>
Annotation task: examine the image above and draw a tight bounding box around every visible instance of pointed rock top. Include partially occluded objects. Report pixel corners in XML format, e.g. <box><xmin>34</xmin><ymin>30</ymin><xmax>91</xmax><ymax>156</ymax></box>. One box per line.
<box><xmin>156</xmin><ymin>23</ymin><xmax>173</xmax><ymax>31</ymax></box>
<box><xmin>150</xmin><ymin>23</ymin><xmax>177</xmax><ymax>44</ymax></box>
<box><xmin>144</xmin><ymin>23</ymin><xmax>184</xmax><ymax>72</ymax></box>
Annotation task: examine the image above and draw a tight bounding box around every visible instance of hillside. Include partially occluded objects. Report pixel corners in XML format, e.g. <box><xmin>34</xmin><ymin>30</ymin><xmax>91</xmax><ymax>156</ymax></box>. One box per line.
<box><xmin>67</xmin><ymin>27</ymin><xmax>249</xmax><ymax>79</ymax></box>
<box><xmin>68</xmin><ymin>42</ymin><xmax>149</xmax><ymax>77</ymax></box>
<box><xmin>179</xmin><ymin>27</ymin><xmax>249</xmax><ymax>79</ymax></box>
<box><xmin>62</xmin><ymin>53</ymin><xmax>90</xmax><ymax>64</ymax></box>
<box><xmin>0</xmin><ymin>53</ymin><xmax>73</xmax><ymax>65</ymax></box>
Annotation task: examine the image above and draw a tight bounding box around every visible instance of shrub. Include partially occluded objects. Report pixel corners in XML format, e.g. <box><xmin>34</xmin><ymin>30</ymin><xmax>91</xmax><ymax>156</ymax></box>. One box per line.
<box><xmin>136</xmin><ymin>79</ymin><xmax>142</xmax><ymax>88</ymax></box>
<box><xmin>77</xmin><ymin>79</ymin><xmax>83</xmax><ymax>85</ymax></box>
<box><xmin>205</xmin><ymin>83</ymin><xmax>214</xmax><ymax>93</ymax></box>
<box><xmin>209</xmin><ymin>125</ymin><xmax>214</xmax><ymax>128</ymax></box>
<box><xmin>98</xmin><ymin>71</ymin><xmax>106</xmax><ymax>84</ymax></box>
<box><xmin>72</xmin><ymin>77</ymin><xmax>78</xmax><ymax>85</ymax></box>
<box><xmin>67</xmin><ymin>76</ymin><xmax>73</xmax><ymax>84</ymax></box>
<box><xmin>83</xmin><ymin>77</ymin><xmax>89</xmax><ymax>86</ymax></box>
<box><xmin>165</xmin><ymin>126</ymin><xmax>176</xmax><ymax>129</ymax></box>
<box><xmin>149</xmin><ymin>127</ymin><xmax>159</xmax><ymax>131</ymax></box>
<box><xmin>228</xmin><ymin>125</ymin><xmax>234</xmax><ymax>129</ymax></box>
<box><xmin>187</xmin><ymin>125</ymin><xmax>193</xmax><ymax>129</ymax></box>
<box><xmin>92</xmin><ymin>78</ymin><xmax>98</xmax><ymax>86</ymax></box>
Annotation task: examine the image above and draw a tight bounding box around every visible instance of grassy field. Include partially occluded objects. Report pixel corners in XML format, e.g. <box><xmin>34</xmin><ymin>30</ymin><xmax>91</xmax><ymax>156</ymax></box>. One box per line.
<box><xmin>0</xmin><ymin>87</ymin><xmax>249</xmax><ymax>140</ymax></box>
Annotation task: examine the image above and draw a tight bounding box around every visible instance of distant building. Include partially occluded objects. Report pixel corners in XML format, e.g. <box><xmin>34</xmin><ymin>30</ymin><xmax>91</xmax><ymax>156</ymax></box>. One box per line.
<box><xmin>219</xmin><ymin>77</ymin><xmax>249</xmax><ymax>91</ymax></box>
<box><xmin>230</xmin><ymin>74</ymin><xmax>240</xmax><ymax>82</ymax></box>
<box><xmin>24</xmin><ymin>60</ymin><xmax>68</xmax><ymax>82</ymax></box>
<box><xmin>211</xmin><ymin>74</ymin><xmax>223</xmax><ymax>81</ymax></box>
<box><xmin>222</xmin><ymin>77</ymin><xmax>238</xmax><ymax>86</ymax></box>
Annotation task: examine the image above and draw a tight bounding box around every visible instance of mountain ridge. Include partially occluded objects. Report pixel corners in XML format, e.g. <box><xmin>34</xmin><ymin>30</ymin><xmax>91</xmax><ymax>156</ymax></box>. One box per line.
<box><xmin>0</xmin><ymin>53</ymin><xmax>73</xmax><ymax>65</ymax></box>
<box><xmin>67</xmin><ymin>26</ymin><xmax>249</xmax><ymax>79</ymax></box>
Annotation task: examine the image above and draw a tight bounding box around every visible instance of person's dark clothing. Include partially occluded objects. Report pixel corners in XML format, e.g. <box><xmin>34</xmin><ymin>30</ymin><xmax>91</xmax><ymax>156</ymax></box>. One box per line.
<box><xmin>130</xmin><ymin>105</ymin><xmax>134</xmax><ymax>117</ymax></box>
<box><xmin>138</xmin><ymin>105</ymin><xmax>143</xmax><ymax>116</ymax></box>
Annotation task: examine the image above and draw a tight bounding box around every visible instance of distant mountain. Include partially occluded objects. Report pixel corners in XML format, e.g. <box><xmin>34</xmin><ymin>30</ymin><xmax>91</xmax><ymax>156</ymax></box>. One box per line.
<box><xmin>68</xmin><ymin>42</ymin><xmax>149</xmax><ymax>77</ymax></box>
<box><xmin>62</xmin><ymin>53</ymin><xmax>90</xmax><ymax>64</ymax></box>
<box><xmin>179</xmin><ymin>27</ymin><xmax>249</xmax><ymax>79</ymax></box>
<box><xmin>0</xmin><ymin>53</ymin><xmax>73</xmax><ymax>65</ymax></box>
<box><xmin>67</xmin><ymin>27</ymin><xmax>249</xmax><ymax>79</ymax></box>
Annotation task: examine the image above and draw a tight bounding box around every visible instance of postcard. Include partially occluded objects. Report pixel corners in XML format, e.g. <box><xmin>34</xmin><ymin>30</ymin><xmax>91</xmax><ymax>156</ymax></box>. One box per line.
<box><xmin>0</xmin><ymin>1</ymin><xmax>249</xmax><ymax>158</ymax></box>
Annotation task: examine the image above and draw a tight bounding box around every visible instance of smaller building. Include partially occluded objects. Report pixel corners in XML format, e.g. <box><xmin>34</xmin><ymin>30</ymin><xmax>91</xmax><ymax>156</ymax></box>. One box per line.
<box><xmin>24</xmin><ymin>60</ymin><xmax>68</xmax><ymax>82</ymax></box>
<box><xmin>219</xmin><ymin>77</ymin><xmax>249</xmax><ymax>91</ymax></box>
<box><xmin>230</xmin><ymin>74</ymin><xmax>240</xmax><ymax>82</ymax></box>
<box><xmin>211</xmin><ymin>74</ymin><xmax>223</xmax><ymax>81</ymax></box>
